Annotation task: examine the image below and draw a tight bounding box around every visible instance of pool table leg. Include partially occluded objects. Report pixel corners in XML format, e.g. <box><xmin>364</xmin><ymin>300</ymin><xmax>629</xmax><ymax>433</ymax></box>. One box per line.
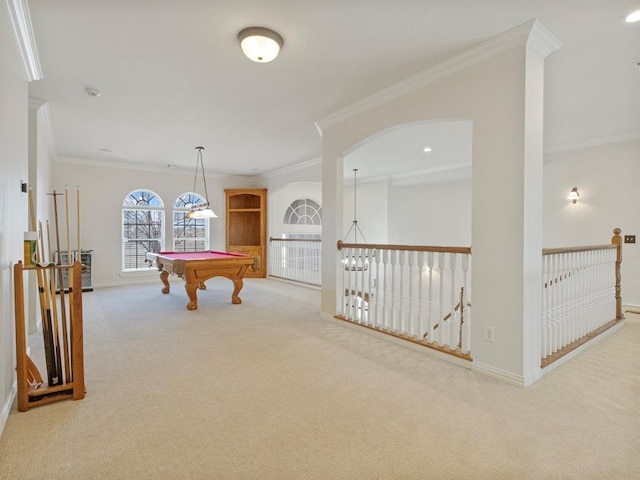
<box><xmin>184</xmin><ymin>282</ymin><xmax>198</xmax><ymax>310</ymax></box>
<box><xmin>231</xmin><ymin>278</ymin><xmax>243</xmax><ymax>304</ymax></box>
<box><xmin>159</xmin><ymin>271</ymin><xmax>170</xmax><ymax>294</ymax></box>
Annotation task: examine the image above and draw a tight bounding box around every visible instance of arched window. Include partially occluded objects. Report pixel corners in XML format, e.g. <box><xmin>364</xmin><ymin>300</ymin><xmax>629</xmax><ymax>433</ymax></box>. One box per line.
<box><xmin>283</xmin><ymin>198</ymin><xmax>322</xmax><ymax>225</ymax></box>
<box><xmin>173</xmin><ymin>192</ymin><xmax>210</xmax><ymax>251</ymax></box>
<box><xmin>122</xmin><ymin>189</ymin><xmax>164</xmax><ymax>270</ymax></box>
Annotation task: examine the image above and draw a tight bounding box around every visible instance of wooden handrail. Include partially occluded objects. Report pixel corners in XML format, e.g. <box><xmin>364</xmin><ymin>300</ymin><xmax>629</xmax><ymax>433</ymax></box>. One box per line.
<box><xmin>270</xmin><ymin>237</ymin><xmax>321</xmax><ymax>243</ymax></box>
<box><xmin>542</xmin><ymin>244</ymin><xmax>617</xmax><ymax>255</ymax></box>
<box><xmin>337</xmin><ymin>240</ymin><xmax>471</xmax><ymax>255</ymax></box>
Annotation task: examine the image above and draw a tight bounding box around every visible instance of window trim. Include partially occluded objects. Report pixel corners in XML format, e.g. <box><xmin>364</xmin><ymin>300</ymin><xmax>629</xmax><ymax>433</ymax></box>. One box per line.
<box><xmin>122</xmin><ymin>189</ymin><xmax>165</xmax><ymax>272</ymax></box>
<box><xmin>172</xmin><ymin>192</ymin><xmax>211</xmax><ymax>251</ymax></box>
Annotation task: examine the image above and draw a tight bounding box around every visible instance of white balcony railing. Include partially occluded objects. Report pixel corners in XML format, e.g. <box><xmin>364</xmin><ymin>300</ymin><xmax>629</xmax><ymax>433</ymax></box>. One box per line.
<box><xmin>541</xmin><ymin>229</ymin><xmax>623</xmax><ymax>367</ymax></box>
<box><xmin>337</xmin><ymin>241</ymin><xmax>472</xmax><ymax>360</ymax></box>
<box><xmin>268</xmin><ymin>237</ymin><xmax>321</xmax><ymax>287</ymax></box>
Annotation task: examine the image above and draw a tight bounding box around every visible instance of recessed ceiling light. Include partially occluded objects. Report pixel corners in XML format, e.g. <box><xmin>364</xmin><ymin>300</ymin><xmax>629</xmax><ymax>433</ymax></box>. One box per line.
<box><xmin>625</xmin><ymin>10</ymin><xmax>640</xmax><ymax>22</ymax></box>
<box><xmin>423</xmin><ymin>147</ymin><xmax>432</xmax><ymax>153</ymax></box>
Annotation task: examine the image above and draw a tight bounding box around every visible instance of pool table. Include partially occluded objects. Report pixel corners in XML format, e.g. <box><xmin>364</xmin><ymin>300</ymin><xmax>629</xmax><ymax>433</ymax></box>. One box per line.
<box><xmin>146</xmin><ymin>251</ymin><xmax>257</xmax><ymax>310</ymax></box>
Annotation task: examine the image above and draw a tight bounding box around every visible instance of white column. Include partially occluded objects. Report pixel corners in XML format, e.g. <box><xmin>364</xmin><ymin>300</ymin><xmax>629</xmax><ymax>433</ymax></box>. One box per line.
<box><xmin>471</xmin><ymin>25</ymin><xmax>561</xmax><ymax>385</ymax></box>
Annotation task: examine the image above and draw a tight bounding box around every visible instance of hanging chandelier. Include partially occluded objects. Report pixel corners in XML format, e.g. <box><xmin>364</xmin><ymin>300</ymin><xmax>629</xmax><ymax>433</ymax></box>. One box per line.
<box><xmin>343</xmin><ymin>168</ymin><xmax>369</xmax><ymax>271</ymax></box>
<box><xmin>186</xmin><ymin>146</ymin><xmax>217</xmax><ymax>219</ymax></box>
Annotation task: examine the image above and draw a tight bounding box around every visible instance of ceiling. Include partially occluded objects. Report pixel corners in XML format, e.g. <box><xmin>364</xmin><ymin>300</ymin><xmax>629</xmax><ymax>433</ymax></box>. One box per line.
<box><xmin>26</xmin><ymin>0</ymin><xmax>640</xmax><ymax>178</ymax></box>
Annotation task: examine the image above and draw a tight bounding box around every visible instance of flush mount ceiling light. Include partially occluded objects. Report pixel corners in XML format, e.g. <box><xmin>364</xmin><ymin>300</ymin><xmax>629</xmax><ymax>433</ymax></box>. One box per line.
<box><xmin>186</xmin><ymin>147</ymin><xmax>217</xmax><ymax>219</ymax></box>
<box><xmin>238</xmin><ymin>26</ymin><xmax>284</xmax><ymax>63</ymax></box>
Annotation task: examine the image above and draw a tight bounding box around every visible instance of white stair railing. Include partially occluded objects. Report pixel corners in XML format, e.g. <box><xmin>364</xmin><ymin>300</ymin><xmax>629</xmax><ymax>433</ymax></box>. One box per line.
<box><xmin>337</xmin><ymin>241</ymin><xmax>472</xmax><ymax>359</ymax></box>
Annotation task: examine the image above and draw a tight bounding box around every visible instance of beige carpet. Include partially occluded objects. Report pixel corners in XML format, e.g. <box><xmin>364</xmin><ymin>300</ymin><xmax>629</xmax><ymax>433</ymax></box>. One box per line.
<box><xmin>0</xmin><ymin>278</ymin><xmax>638</xmax><ymax>479</ymax></box>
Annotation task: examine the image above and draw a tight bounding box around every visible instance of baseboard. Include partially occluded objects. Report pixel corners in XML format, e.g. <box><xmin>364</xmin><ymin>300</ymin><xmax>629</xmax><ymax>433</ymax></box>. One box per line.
<box><xmin>0</xmin><ymin>381</ymin><xmax>17</xmax><ymax>438</ymax></box>
<box><xmin>470</xmin><ymin>362</ymin><xmax>536</xmax><ymax>387</ymax></box>
<box><xmin>623</xmin><ymin>303</ymin><xmax>640</xmax><ymax>315</ymax></box>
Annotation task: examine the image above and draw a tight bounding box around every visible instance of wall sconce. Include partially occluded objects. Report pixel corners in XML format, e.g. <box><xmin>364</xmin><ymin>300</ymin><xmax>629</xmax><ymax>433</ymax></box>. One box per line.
<box><xmin>567</xmin><ymin>187</ymin><xmax>580</xmax><ymax>204</ymax></box>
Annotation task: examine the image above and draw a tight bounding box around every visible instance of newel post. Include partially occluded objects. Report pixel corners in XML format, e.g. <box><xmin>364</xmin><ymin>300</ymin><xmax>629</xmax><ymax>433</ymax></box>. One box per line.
<box><xmin>611</xmin><ymin>228</ymin><xmax>623</xmax><ymax>320</ymax></box>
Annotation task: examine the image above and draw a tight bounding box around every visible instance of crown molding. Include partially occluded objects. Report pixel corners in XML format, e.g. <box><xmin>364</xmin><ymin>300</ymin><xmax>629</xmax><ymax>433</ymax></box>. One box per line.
<box><xmin>53</xmin><ymin>156</ymin><xmax>246</xmax><ymax>180</ymax></box>
<box><xmin>391</xmin><ymin>162</ymin><xmax>472</xmax><ymax>186</ymax></box>
<box><xmin>6</xmin><ymin>0</ymin><xmax>42</xmax><ymax>81</ymax></box>
<box><xmin>315</xmin><ymin>20</ymin><xmax>558</xmax><ymax>133</ymax></box>
<box><xmin>256</xmin><ymin>156</ymin><xmax>322</xmax><ymax>180</ymax></box>
<box><xmin>543</xmin><ymin>132</ymin><xmax>640</xmax><ymax>156</ymax></box>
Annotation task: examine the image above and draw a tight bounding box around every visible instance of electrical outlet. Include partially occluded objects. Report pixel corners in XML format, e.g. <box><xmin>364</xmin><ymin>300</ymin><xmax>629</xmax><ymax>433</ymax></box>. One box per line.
<box><xmin>624</xmin><ymin>235</ymin><xmax>636</xmax><ymax>244</ymax></box>
<box><xmin>484</xmin><ymin>326</ymin><xmax>495</xmax><ymax>342</ymax></box>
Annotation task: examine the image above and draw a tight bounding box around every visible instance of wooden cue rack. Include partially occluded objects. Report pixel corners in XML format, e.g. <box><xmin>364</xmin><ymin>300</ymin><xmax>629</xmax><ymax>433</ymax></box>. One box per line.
<box><xmin>14</xmin><ymin>260</ymin><xmax>85</xmax><ymax>411</ymax></box>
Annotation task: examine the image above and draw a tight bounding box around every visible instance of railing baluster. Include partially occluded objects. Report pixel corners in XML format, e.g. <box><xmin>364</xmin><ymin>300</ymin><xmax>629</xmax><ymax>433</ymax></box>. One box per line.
<box><xmin>426</xmin><ymin>252</ymin><xmax>434</xmax><ymax>343</ymax></box>
<box><xmin>416</xmin><ymin>252</ymin><xmax>424</xmax><ymax>340</ymax></box>
<box><xmin>461</xmin><ymin>254</ymin><xmax>470</xmax><ymax>354</ymax></box>
<box><xmin>437</xmin><ymin>252</ymin><xmax>445</xmax><ymax>346</ymax></box>
<box><xmin>389</xmin><ymin>250</ymin><xmax>398</xmax><ymax>332</ymax></box>
<box><xmin>354</xmin><ymin>247</ymin><xmax>362</xmax><ymax>323</ymax></box>
<box><xmin>398</xmin><ymin>250</ymin><xmax>405</xmax><ymax>333</ymax></box>
<box><xmin>449</xmin><ymin>254</ymin><xmax>458</xmax><ymax>350</ymax></box>
<box><xmin>381</xmin><ymin>249</ymin><xmax>389</xmax><ymax>330</ymax></box>
<box><xmin>369</xmin><ymin>248</ymin><xmax>378</xmax><ymax>326</ymax></box>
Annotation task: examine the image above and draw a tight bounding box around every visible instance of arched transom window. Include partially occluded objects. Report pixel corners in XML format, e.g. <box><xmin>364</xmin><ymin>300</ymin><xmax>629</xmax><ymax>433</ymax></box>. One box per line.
<box><xmin>283</xmin><ymin>198</ymin><xmax>322</xmax><ymax>225</ymax></box>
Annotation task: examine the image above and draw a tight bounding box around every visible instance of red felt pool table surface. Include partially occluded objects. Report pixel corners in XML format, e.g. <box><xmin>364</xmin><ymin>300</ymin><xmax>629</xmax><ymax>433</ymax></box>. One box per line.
<box><xmin>146</xmin><ymin>251</ymin><xmax>256</xmax><ymax>310</ymax></box>
<box><xmin>155</xmin><ymin>251</ymin><xmax>249</xmax><ymax>261</ymax></box>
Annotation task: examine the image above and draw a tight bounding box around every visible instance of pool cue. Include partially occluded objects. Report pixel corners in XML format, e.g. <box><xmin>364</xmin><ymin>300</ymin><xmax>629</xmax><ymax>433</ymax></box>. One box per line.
<box><xmin>38</xmin><ymin>219</ymin><xmax>58</xmax><ymax>386</ymax></box>
<box><xmin>45</xmin><ymin>219</ymin><xmax>63</xmax><ymax>385</ymax></box>
<box><xmin>64</xmin><ymin>186</ymin><xmax>73</xmax><ymax>382</ymax></box>
<box><xmin>73</xmin><ymin>186</ymin><xmax>80</xmax><ymax>372</ymax></box>
<box><xmin>76</xmin><ymin>186</ymin><xmax>81</xmax><ymax>256</ymax></box>
<box><xmin>26</xmin><ymin>188</ymin><xmax>46</xmax><ymax>387</ymax></box>
<box><xmin>51</xmin><ymin>189</ymin><xmax>71</xmax><ymax>383</ymax></box>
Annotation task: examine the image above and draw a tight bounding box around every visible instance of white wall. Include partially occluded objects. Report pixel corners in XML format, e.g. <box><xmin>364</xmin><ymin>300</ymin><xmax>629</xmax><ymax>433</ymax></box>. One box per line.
<box><xmin>544</xmin><ymin>139</ymin><xmax>640</xmax><ymax>307</ymax></box>
<box><xmin>387</xmin><ymin>179</ymin><xmax>471</xmax><ymax>246</ymax></box>
<box><xmin>343</xmin><ymin>179</ymin><xmax>388</xmax><ymax>244</ymax></box>
<box><xmin>0</xmin><ymin>4</ymin><xmax>30</xmax><ymax>434</ymax></box>
<box><xmin>51</xmin><ymin>160</ymin><xmax>255</xmax><ymax>288</ymax></box>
